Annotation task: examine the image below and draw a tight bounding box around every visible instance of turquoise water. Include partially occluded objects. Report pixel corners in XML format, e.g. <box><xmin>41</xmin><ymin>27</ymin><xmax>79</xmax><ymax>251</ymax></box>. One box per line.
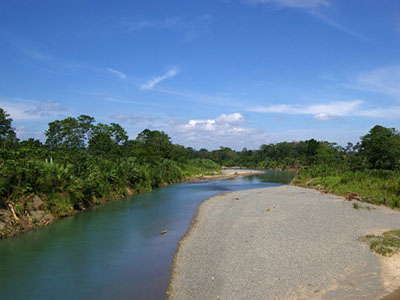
<box><xmin>0</xmin><ymin>171</ymin><xmax>294</xmax><ymax>300</ymax></box>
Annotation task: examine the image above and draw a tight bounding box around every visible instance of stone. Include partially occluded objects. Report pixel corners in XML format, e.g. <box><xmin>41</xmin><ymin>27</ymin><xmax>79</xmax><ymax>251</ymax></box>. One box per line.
<box><xmin>0</xmin><ymin>209</ymin><xmax>11</xmax><ymax>223</ymax></box>
<box><xmin>30</xmin><ymin>210</ymin><xmax>46</xmax><ymax>221</ymax></box>
<box><xmin>32</xmin><ymin>195</ymin><xmax>44</xmax><ymax>210</ymax></box>
<box><xmin>42</xmin><ymin>213</ymin><xmax>54</xmax><ymax>225</ymax></box>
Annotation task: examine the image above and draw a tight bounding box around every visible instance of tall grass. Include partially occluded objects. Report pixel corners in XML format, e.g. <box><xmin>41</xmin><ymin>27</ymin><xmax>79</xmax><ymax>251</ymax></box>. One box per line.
<box><xmin>292</xmin><ymin>165</ymin><xmax>400</xmax><ymax>208</ymax></box>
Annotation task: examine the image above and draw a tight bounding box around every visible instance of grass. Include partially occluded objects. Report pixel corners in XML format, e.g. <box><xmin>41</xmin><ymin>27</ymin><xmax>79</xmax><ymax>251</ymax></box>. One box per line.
<box><xmin>352</xmin><ymin>203</ymin><xmax>375</xmax><ymax>211</ymax></box>
<box><xmin>360</xmin><ymin>230</ymin><xmax>400</xmax><ymax>256</ymax></box>
<box><xmin>292</xmin><ymin>166</ymin><xmax>400</xmax><ymax>208</ymax></box>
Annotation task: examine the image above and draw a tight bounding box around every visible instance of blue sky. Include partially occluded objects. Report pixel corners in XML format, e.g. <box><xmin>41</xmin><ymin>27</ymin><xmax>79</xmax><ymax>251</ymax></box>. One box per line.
<box><xmin>1</xmin><ymin>0</ymin><xmax>400</xmax><ymax>149</ymax></box>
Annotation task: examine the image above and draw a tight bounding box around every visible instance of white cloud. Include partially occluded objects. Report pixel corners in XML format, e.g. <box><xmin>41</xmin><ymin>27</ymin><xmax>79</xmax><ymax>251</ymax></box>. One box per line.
<box><xmin>121</xmin><ymin>15</ymin><xmax>211</xmax><ymax>42</ymax></box>
<box><xmin>123</xmin><ymin>17</ymin><xmax>182</xmax><ymax>31</ymax></box>
<box><xmin>356</xmin><ymin>107</ymin><xmax>400</xmax><ymax>118</ymax></box>
<box><xmin>0</xmin><ymin>98</ymin><xmax>66</xmax><ymax>120</ymax></box>
<box><xmin>244</xmin><ymin>0</ymin><xmax>366</xmax><ymax>40</ymax></box>
<box><xmin>170</xmin><ymin>113</ymin><xmax>270</xmax><ymax>149</ymax></box>
<box><xmin>140</xmin><ymin>68</ymin><xmax>179</xmax><ymax>90</ymax></box>
<box><xmin>19</xmin><ymin>47</ymin><xmax>54</xmax><ymax>62</ymax></box>
<box><xmin>310</xmin><ymin>11</ymin><xmax>368</xmax><ymax>41</ymax></box>
<box><xmin>248</xmin><ymin>100</ymin><xmax>363</xmax><ymax>120</ymax></box>
<box><xmin>313</xmin><ymin>113</ymin><xmax>338</xmax><ymax>121</ymax></box>
<box><xmin>107</xmin><ymin>67</ymin><xmax>127</xmax><ymax>79</ymax></box>
<box><xmin>354</xmin><ymin>65</ymin><xmax>400</xmax><ymax>98</ymax></box>
<box><xmin>247</xmin><ymin>0</ymin><xmax>329</xmax><ymax>9</ymax></box>
<box><xmin>112</xmin><ymin>113</ymin><xmax>165</xmax><ymax>126</ymax></box>
<box><xmin>215</xmin><ymin>113</ymin><xmax>244</xmax><ymax>124</ymax></box>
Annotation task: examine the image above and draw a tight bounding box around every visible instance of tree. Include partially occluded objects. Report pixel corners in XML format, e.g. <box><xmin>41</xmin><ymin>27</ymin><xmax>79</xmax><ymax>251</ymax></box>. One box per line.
<box><xmin>45</xmin><ymin>115</ymin><xmax>95</xmax><ymax>150</ymax></box>
<box><xmin>88</xmin><ymin>123</ymin><xmax>128</xmax><ymax>156</ymax></box>
<box><xmin>135</xmin><ymin>129</ymin><xmax>172</xmax><ymax>162</ymax></box>
<box><xmin>0</xmin><ymin>108</ymin><xmax>18</xmax><ymax>147</ymax></box>
<box><xmin>359</xmin><ymin>125</ymin><xmax>400</xmax><ymax>170</ymax></box>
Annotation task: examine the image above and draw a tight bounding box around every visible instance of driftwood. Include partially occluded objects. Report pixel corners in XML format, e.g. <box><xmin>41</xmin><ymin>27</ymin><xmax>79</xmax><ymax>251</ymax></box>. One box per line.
<box><xmin>345</xmin><ymin>192</ymin><xmax>363</xmax><ymax>202</ymax></box>
<box><xmin>345</xmin><ymin>192</ymin><xmax>386</xmax><ymax>205</ymax></box>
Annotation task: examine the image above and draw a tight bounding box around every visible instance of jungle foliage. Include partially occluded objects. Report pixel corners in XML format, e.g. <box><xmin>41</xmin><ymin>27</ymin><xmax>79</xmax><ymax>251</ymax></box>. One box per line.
<box><xmin>190</xmin><ymin>125</ymin><xmax>400</xmax><ymax>208</ymax></box>
<box><xmin>0</xmin><ymin>110</ymin><xmax>219</xmax><ymax>217</ymax></box>
<box><xmin>1</xmin><ymin>106</ymin><xmax>400</xmax><ymax>217</ymax></box>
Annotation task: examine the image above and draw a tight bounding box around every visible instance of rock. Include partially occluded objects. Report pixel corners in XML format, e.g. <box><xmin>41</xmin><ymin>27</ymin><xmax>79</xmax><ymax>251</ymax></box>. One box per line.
<box><xmin>42</xmin><ymin>213</ymin><xmax>54</xmax><ymax>225</ymax></box>
<box><xmin>160</xmin><ymin>230</ymin><xmax>169</xmax><ymax>235</ymax></box>
<box><xmin>32</xmin><ymin>195</ymin><xmax>44</xmax><ymax>210</ymax></box>
<box><xmin>30</xmin><ymin>210</ymin><xmax>46</xmax><ymax>221</ymax></box>
<box><xmin>0</xmin><ymin>209</ymin><xmax>11</xmax><ymax>223</ymax></box>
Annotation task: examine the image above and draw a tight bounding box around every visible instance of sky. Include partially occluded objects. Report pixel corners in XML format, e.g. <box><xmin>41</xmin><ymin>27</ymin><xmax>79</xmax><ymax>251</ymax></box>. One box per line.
<box><xmin>1</xmin><ymin>0</ymin><xmax>400</xmax><ymax>150</ymax></box>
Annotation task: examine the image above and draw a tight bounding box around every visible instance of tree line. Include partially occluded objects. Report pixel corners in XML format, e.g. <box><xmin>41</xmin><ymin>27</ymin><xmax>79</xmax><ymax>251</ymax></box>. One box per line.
<box><xmin>0</xmin><ymin>108</ymin><xmax>219</xmax><ymax>221</ymax></box>
<box><xmin>1</xmin><ymin>105</ymin><xmax>400</xmax><ymax>219</ymax></box>
<box><xmin>189</xmin><ymin>125</ymin><xmax>400</xmax><ymax>172</ymax></box>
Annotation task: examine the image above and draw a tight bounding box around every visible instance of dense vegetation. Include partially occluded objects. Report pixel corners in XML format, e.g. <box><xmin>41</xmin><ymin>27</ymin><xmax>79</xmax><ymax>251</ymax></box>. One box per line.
<box><xmin>1</xmin><ymin>106</ymin><xmax>399</xmax><ymax>239</ymax></box>
<box><xmin>0</xmin><ymin>108</ymin><xmax>219</xmax><ymax>228</ymax></box>
<box><xmin>187</xmin><ymin>125</ymin><xmax>400</xmax><ymax>208</ymax></box>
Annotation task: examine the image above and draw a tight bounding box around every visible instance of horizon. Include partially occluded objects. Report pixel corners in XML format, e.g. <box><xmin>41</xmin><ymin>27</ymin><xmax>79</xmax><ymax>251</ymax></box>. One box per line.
<box><xmin>1</xmin><ymin>0</ymin><xmax>400</xmax><ymax>150</ymax></box>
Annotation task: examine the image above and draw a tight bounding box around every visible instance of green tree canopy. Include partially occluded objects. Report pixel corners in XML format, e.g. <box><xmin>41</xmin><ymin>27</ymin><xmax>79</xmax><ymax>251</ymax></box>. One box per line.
<box><xmin>0</xmin><ymin>108</ymin><xmax>17</xmax><ymax>147</ymax></box>
<box><xmin>45</xmin><ymin>115</ymin><xmax>95</xmax><ymax>150</ymax></box>
<box><xmin>134</xmin><ymin>129</ymin><xmax>172</xmax><ymax>162</ymax></box>
<box><xmin>360</xmin><ymin>125</ymin><xmax>400</xmax><ymax>170</ymax></box>
<box><xmin>88</xmin><ymin>123</ymin><xmax>128</xmax><ymax>156</ymax></box>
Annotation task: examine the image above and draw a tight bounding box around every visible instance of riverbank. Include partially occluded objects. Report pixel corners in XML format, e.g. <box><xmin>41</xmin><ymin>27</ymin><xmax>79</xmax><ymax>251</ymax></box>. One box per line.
<box><xmin>187</xmin><ymin>168</ymin><xmax>265</xmax><ymax>182</ymax></box>
<box><xmin>0</xmin><ymin>168</ymin><xmax>264</xmax><ymax>241</ymax></box>
<box><xmin>167</xmin><ymin>185</ymin><xmax>400</xmax><ymax>300</ymax></box>
<box><xmin>291</xmin><ymin>166</ymin><xmax>400</xmax><ymax>209</ymax></box>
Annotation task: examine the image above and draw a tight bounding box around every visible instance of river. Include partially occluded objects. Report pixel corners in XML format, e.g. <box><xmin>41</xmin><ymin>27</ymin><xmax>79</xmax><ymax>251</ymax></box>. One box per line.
<box><xmin>0</xmin><ymin>170</ymin><xmax>294</xmax><ymax>300</ymax></box>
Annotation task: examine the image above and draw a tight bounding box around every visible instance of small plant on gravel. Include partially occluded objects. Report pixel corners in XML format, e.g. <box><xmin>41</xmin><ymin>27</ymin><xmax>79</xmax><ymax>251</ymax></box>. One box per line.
<box><xmin>360</xmin><ymin>230</ymin><xmax>400</xmax><ymax>256</ymax></box>
<box><xmin>352</xmin><ymin>203</ymin><xmax>375</xmax><ymax>211</ymax></box>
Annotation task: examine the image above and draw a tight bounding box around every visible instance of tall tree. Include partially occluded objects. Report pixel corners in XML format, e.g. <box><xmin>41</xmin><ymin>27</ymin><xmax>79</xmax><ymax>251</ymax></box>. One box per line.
<box><xmin>0</xmin><ymin>108</ymin><xmax>18</xmax><ymax>148</ymax></box>
<box><xmin>135</xmin><ymin>129</ymin><xmax>172</xmax><ymax>162</ymax></box>
<box><xmin>88</xmin><ymin>123</ymin><xmax>128</xmax><ymax>156</ymax></box>
<box><xmin>45</xmin><ymin>115</ymin><xmax>95</xmax><ymax>150</ymax></box>
<box><xmin>360</xmin><ymin>125</ymin><xmax>400</xmax><ymax>170</ymax></box>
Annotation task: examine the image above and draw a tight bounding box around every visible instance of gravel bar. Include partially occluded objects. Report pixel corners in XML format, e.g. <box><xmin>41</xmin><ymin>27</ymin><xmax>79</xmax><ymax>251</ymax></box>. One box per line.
<box><xmin>167</xmin><ymin>185</ymin><xmax>400</xmax><ymax>300</ymax></box>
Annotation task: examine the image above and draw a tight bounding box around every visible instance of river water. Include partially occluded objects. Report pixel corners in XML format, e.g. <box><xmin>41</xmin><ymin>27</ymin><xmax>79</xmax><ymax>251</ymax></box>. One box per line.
<box><xmin>0</xmin><ymin>170</ymin><xmax>294</xmax><ymax>300</ymax></box>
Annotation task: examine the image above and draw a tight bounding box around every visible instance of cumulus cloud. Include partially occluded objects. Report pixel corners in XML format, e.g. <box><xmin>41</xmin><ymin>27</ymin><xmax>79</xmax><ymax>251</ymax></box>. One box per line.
<box><xmin>140</xmin><ymin>68</ymin><xmax>179</xmax><ymax>90</ymax></box>
<box><xmin>216</xmin><ymin>113</ymin><xmax>244</xmax><ymax>124</ymax></box>
<box><xmin>248</xmin><ymin>100</ymin><xmax>363</xmax><ymax>120</ymax></box>
<box><xmin>171</xmin><ymin>113</ymin><xmax>270</xmax><ymax>149</ymax></box>
<box><xmin>107</xmin><ymin>67</ymin><xmax>127</xmax><ymax>79</ymax></box>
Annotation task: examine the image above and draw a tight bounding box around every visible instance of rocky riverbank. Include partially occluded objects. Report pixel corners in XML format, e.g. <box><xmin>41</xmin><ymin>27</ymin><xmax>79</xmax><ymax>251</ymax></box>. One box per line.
<box><xmin>0</xmin><ymin>195</ymin><xmax>55</xmax><ymax>239</ymax></box>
